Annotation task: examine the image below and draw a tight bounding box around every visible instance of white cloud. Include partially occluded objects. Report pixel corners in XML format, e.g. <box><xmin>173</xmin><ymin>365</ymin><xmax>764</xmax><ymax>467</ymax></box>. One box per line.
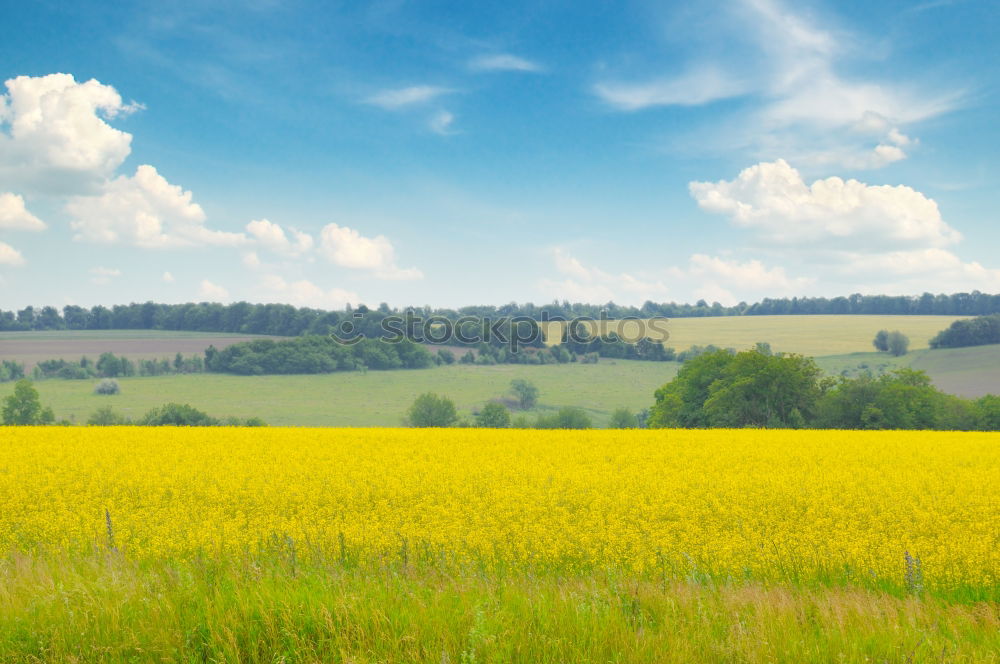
<box><xmin>365</xmin><ymin>86</ymin><xmax>452</xmax><ymax>109</ymax></box>
<box><xmin>469</xmin><ymin>54</ymin><xmax>542</xmax><ymax>73</ymax></box>
<box><xmin>689</xmin><ymin>159</ymin><xmax>961</xmax><ymax>250</ymax></box>
<box><xmin>0</xmin><ymin>241</ymin><xmax>25</xmax><ymax>266</ymax></box>
<box><xmin>258</xmin><ymin>274</ymin><xmax>358</xmax><ymax>309</ymax></box>
<box><xmin>0</xmin><ymin>192</ymin><xmax>46</xmax><ymax>230</ymax></box>
<box><xmin>318</xmin><ymin>223</ymin><xmax>422</xmax><ymax>280</ymax></box>
<box><xmin>246</xmin><ymin>218</ymin><xmax>313</xmax><ymax>255</ymax></box>
<box><xmin>594</xmin><ymin>67</ymin><xmax>749</xmax><ymax>111</ymax></box>
<box><xmin>162</xmin><ymin>271</ymin><xmax>175</xmax><ymax>283</ymax></box>
<box><xmin>89</xmin><ymin>266</ymin><xmax>122</xmax><ymax>285</ymax></box>
<box><xmin>242</xmin><ymin>251</ymin><xmax>261</xmax><ymax>269</ymax></box>
<box><xmin>0</xmin><ymin>73</ymin><xmax>141</xmax><ymax>193</ymax></box>
<box><xmin>688</xmin><ymin>253</ymin><xmax>812</xmax><ymax>292</ymax></box>
<box><xmin>834</xmin><ymin>248</ymin><xmax>1000</xmax><ymax>292</ymax></box>
<box><xmin>429</xmin><ymin>110</ymin><xmax>455</xmax><ymax>135</ymax></box>
<box><xmin>198</xmin><ymin>279</ymin><xmax>229</xmax><ymax>301</ymax></box>
<box><xmin>67</xmin><ymin>164</ymin><xmax>247</xmax><ymax>248</ymax></box>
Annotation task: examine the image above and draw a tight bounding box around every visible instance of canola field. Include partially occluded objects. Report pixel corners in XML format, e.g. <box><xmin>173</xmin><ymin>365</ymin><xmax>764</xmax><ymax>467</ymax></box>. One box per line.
<box><xmin>1</xmin><ymin>427</ymin><xmax>997</xmax><ymax>597</ymax></box>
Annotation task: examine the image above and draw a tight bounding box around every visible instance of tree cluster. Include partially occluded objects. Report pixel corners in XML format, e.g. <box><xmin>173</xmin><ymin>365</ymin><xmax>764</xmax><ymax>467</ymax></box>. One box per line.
<box><xmin>649</xmin><ymin>347</ymin><xmax>1000</xmax><ymax>430</ymax></box>
<box><xmin>205</xmin><ymin>336</ymin><xmax>433</xmax><ymax>375</ymax></box>
<box><xmin>929</xmin><ymin>314</ymin><xmax>1000</xmax><ymax>349</ymax></box>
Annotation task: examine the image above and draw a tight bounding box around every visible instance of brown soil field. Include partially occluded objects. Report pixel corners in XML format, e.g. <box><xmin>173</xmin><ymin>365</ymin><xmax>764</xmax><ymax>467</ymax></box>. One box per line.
<box><xmin>0</xmin><ymin>332</ymin><xmax>276</xmax><ymax>369</ymax></box>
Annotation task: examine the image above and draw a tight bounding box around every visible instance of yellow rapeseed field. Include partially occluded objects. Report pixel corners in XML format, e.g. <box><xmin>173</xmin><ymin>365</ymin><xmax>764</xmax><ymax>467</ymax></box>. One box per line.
<box><xmin>0</xmin><ymin>427</ymin><xmax>997</xmax><ymax>592</ymax></box>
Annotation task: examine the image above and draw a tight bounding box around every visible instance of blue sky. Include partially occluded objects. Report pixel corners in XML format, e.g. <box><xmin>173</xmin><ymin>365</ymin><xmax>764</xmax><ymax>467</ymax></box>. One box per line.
<box><xmin>1</xmin><ymin>0</ymin><xmax>998</xmax><ymax>309</ymax></box>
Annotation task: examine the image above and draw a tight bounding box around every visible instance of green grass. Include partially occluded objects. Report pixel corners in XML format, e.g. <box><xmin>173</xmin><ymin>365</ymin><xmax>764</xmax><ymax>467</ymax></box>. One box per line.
<box><xmin>1</xmin><ymin>550</ymin><xmax>996</xmax><ymax>663</ymax></box>
<box><xmin>1</xmin><ymin>361</ymin><xmax>679</xmax><ymax>427</ymax></box>
<box><xmin>815</xmin><ymin>344</ymin><xmax>1000</xmax><ymax>398</ymax></box>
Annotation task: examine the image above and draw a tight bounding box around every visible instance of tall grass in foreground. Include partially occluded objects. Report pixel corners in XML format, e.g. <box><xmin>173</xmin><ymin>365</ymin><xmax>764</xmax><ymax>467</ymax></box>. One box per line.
<box><xmin>0</xmin><ymin>550</ymin><xmax>997</xmax><ymax>663</ymax></box>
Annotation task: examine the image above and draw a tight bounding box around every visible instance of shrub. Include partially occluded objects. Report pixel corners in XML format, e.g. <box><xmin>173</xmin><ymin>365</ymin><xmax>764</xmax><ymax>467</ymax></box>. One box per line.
<box><xmin>406</xmin><ymin>393</ymin><xmax>458</xmax><ymax>427</ymax></box>
<box><xmin>94</xmin><ymin>378</ymin><xmax>120</xmax><ymax>395</ymax></box>
<box><xmin>608</xmin><ymin>407</ymin><xmax>639</xmax><ymax>429</ymax></box>
<box><xmin>887</xmin><ymin>331</ymin><xmax>910</xmax><ymax>357</ymax></box>
<box><xmin>139</xmin><ymin>403</ymin><xmax>220</xmax><ymax>426</ymax></box>
<box><xmin>535</xmin><ymin>407</ymin><xmax>593</xmax><ymax>429</ymax></box>
<box><xmin>475</xmin><ymin>402</ymin><xmax>511</xmax><ymax>428</ymax></box>
<box><xmin>88</xmin><ymin>406</ymin><xmax>128</xmax><ymax>426</ymax></box>
<box><xmin>509</xmin><ymin>379</ymin><xmax>539</xmax><ymax>410</ymax></box>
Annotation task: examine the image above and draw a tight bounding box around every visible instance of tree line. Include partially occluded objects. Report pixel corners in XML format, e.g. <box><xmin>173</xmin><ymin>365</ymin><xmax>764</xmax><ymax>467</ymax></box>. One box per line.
<box><xmin>3</xmin><ymin>289</ymin><xmax>1000</xmax><ymax>335</ymax></box>
<box><xmin>929</xmin><ymin>314</ymin><xmax>1000</xmax><ymax>348</ymax></box>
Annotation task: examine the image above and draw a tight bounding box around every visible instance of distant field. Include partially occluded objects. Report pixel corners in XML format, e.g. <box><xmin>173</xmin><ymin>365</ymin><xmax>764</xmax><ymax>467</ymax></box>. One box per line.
<box><xmin>0</xmin><ymin>330</ymin><xmax>275</xmax><ymax>369</ymax></box>
<box><xmin>817</xmin><ymin>344</ymin><xmax>1000</xmax><ymax>398</ymax></box>
<box><xmin>2</xmin><ymin>361</ymin><xmax>678</xmax><ymax>426</ymax></box>
<box><xmin>543</xmin><ymin>314</ymin><xmax>967</xmax><ymax>356</ymax></box>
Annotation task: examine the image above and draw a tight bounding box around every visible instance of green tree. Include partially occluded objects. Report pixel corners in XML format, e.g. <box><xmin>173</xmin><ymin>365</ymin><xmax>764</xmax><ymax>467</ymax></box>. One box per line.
<box><xmin>139</xmin><ymin>403</ymin><xmax>220</xmax><ymax>426</ymax></box>
<box><xmin>648</xmin><ymin>349</ymin><xmax>734</xmax><ymax>427</ymax></box>
<box><xmin>608</xmin><ymin>407</ymin><xmax>639</xmax><ymax>429</ymax></box>
<box><xmin>88</xmin><ymin>405</ymin><xmax>128</xmax><ymax>426</ymax></box>
<box><xmin>703</xmin><ymin>350</ymin><xmax>822</xmax><ymax>428</ymax></box>
<box><xmin>475</xmin><ymin>402</ymin><xmax>511</xmax><ymax>428</ymax></box>
<box><xmin>405</xmin><ymin>393</ymin><xmax>458</xmax><ymax>427</ymax></box>
<box><xmin>887</xmin><ymin>330</ymin><xmax>910</xmax><ymax>357</ymax></box>
<box><xmin>2</xmin><ymin>379</ymin><xmax>48</xmax><ymax>425</ymax></box>
<box><xmin>509</xmin><ymin>379</ymin><xmax>539</xmax><ymax>410</ymax></box>
<box><xmin>873</xmin><ymin>329</ymin><xmax>890</xmax><ymax>352</ymax></box>
<box><xmin>976</xmin><ymin>395</ymin><xmax>1000</xmax><ymax>430</ymax></box>
<box><xmin>535</xmin><ymin>407</ymin><xmax>592</xmax><ymax>429</ymax></box>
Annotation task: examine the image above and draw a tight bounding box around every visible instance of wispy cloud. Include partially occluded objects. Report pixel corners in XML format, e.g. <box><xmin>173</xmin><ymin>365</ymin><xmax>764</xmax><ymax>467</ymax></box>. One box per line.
<box><xmin>365</xmin><ymin>85</ymin><xmax>453</xmax><ymax>109</ymax></box>
<box><xmin>594</xmin><ymin>67</ymin><xmax>748</xmax><ymax>111</ymax></box>
<box><xmin>469</xmin><ymin>54</ymin><xmax>542</xmax><ymax>73</ymax></box>
<box><xmin>429</xmin><ymin>110</ymin><xmax>456</xmax><ymax>135</ymax></box>
<box><xmin>593</xmin><ymin>0</ymin><xmax>965</xmax><ymax>169</ymax></box>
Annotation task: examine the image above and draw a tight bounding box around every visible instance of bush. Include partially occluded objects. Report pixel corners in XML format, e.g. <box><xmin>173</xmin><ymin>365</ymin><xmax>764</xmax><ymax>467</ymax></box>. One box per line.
<box><xmin>887</xmin><ymin>331</ymin><xmax>910</xmax><ymax>357</ymax></box>
<box><xmin>608</xmin><ymin>407</ymin><xmax>639</xmax><ymax>429</ymax></box>
<box><xmin>94</xmin><ymin>378</ymin><xmax>120</xmax><ymax>395</ymax></box>
<box><xmin>406</xmin><ymin>393</ymin><xmax>458</xmax><ymax>427</ymax></box>
<box><xmin>475</xmin><ymin>402</ymin><xmax>511</xmax><ymax>428</ymax></box>
<box><xmin>139</xmin><ymin>403</ymin><xmax>220</xmax><ymax>426</ymax></box>
<box><xmin>509</xmin><ymin>379</ymin><xmax>539</xmax><ymax>410</ymax></box>
<box><xmin>88</xmin><ymin>405</ymin><xmax>128</xmax><ymax>426</ymax></box>
<box><xmin>535</xmin><ymin>407</ymin><xmax>593</xmax><ymax>429</ymax></box>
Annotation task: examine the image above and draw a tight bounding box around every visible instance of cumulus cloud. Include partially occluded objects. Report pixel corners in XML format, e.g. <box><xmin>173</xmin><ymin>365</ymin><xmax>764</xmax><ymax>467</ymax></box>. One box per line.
<box><xmin>469</xmin><ymin>54</ymin><xmax>542</xmax><ymax>73</ymax></box>
<box><xmin>198</xmin><ymin>279</ymin><xmax>229</xmax><ymax>301</ymax></box>
<box><xmin>0</xmin><ymin>73</ymin><xmax>140</xmax><ymax>193</ymax></box>
<box><xmin>689</xmin><ymin>159</ymin><xmax>961</xmax><ymax>250</ymax></box>
<box><xmin>246</xmin><ymin>218</ymin><xmax>313</xmax><ymax>255</ymax></box>
<box><xmin>318</xmin><ymin>223</ymin><xmax>422</xmax><ymax>280</ymax></box>
<box><xmin>0</xmin><ymin>241</ymin><xmax>25</xmax><ymax>266</ymax></box>
<box><xmin>89</xmin><ymin>266</ymin><xmax>122</xmax><ymax>285</ymax></box>
<box><xmin>0</xmin><ymin>192</ymin><xmax>46</xmax><ymax>230</ymax></box>
<box><xmin>683</xmin><ymin>159</ymin><xmax>1000</xmax><ymax>297</ymax></box>
<box><xmin>365</xmin><ymin>86</ymin><xmax>452</xmax><ymax>109</ymax></box>
<box><xmin>67</xmin><ymin>165</ymin><xmax>247</xmax><ymax>248</ymax></box>
<box><xmin>258</xmin><ymin>274</ymin><xmax>358</xmax><ymax>309</ymax></box>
